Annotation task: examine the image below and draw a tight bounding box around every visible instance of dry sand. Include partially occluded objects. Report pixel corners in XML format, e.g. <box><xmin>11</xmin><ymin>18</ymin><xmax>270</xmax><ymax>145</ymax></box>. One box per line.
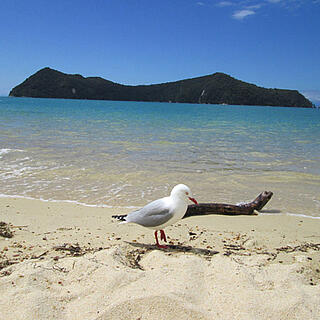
<box><xmin>0</xmin><ymin>197</ymin><xmax>320</xmax><ymax>320</ymax></box>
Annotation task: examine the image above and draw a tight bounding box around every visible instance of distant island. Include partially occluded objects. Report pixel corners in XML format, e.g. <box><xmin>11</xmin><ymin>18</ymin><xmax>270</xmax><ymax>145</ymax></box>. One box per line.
<box><xmin>9</xmin><ymin>67</ymin><xmax>312</xmax><ymax>108</ymax></box>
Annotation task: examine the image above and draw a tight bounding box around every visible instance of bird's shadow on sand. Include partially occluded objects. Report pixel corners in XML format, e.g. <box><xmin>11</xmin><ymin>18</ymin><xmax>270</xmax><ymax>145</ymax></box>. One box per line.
<box><xmin>125</xmin><ymin>241</ymin><xmax>219</xmax><ymax>256</ymax></box>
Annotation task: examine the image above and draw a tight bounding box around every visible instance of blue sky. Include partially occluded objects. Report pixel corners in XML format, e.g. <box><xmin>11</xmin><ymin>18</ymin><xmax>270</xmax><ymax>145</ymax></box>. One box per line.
<box><xmin>0</xmin><ymin>0</ymin><xmax>319</xmax><ymax>102</ymax></box>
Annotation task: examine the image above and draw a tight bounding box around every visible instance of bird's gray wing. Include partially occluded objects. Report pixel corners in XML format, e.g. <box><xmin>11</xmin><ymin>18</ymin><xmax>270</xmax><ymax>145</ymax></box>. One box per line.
<box><xmin>125</xmin><ymin>198</ymin><xmax>173</xmax><ymax>228</ymax></box>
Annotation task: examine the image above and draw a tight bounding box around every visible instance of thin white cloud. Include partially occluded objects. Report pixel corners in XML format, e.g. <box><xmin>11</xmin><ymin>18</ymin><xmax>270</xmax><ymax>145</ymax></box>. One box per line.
<box><xmin>246</xmin><ymin>4</ymin><xmax>263</xmax><ymax>9</ymax></box>
<box><xmin>215</xmin><ymin>0</ymin><xmax>320</xmax><ymax>21</ymax></box>
<box><xmin>217</xmin><ymin>1</ymin><xmax>234</xmax><ymax>7</ymax></box>
<box><xmin>232</xmin><ymin>9</ymin><xmax>255</xmax><ymax>19</ymax></box>
<box><xmin>196</xmin><ymin>2</ymin><xmax>205</xmax><ymax>6</ymax></box>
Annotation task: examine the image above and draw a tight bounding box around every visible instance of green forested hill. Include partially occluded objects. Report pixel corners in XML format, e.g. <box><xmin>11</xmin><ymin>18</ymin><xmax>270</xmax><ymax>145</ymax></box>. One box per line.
<box><xmin>9</xmin><ymin>67</ymin><xmax>313</xmax><ymax>108</ymax></box>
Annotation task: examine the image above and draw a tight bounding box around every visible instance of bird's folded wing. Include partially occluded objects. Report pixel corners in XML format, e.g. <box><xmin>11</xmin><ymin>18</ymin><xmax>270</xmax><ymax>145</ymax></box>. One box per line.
<box><xmin>126</xmin><ymin>198</ymin><xmax>173</xmax><ymax>227</ymax></box>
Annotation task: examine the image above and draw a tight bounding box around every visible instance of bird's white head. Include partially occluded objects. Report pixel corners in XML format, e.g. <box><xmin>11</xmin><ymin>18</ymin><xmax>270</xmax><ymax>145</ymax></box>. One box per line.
<box><xmin>170</xmin><ymin>184</ymin><xmax>198</xmax><ymax>204</ymax></box>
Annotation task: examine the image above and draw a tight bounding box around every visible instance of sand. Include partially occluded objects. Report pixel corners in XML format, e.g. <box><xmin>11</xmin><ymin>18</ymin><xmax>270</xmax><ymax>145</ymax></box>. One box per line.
<box><xmin>0</xmin><ymin>197</ymin><xmax>320</xmax><ymax>320</ymax></box>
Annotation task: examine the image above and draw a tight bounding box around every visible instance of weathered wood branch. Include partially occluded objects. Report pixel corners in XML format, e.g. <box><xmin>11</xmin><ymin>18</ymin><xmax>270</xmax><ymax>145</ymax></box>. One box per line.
<box><xmin>183</xmin><ymin>191</ymin><xmax>273</xmax><ymax>218</ymax></box>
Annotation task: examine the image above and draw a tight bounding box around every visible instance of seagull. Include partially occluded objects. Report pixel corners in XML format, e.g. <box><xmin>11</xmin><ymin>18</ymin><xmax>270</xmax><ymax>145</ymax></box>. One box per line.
<box><xmin>112</xmin><ymin>184</ymin><xmax>198</xmax><ymax>248</ymax></box>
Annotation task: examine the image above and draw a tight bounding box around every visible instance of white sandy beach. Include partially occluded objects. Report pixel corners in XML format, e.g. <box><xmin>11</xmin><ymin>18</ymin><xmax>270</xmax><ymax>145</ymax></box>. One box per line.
<box><xmin>0</xmin><ymin>197</ymin><xmax>320</xmax><ymax>319</ymax></box>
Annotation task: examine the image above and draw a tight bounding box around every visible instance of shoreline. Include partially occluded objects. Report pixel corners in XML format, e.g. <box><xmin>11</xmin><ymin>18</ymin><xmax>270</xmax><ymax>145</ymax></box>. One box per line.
<box><xmin>4</xmin><ymin>95</ymin><xmax>315</xmax><ymax>109</ymax></box>
<box><xmin>0</xmin><ymin>193</ymin><xmax>141</xmax><ymax>210</ymax></box>
<box><xmin>1</xmin><ymin>192</ymin><xmax>320</xmax><ymax>219</ymax></box>
<box><xmin>1</xmin><ymin>196</ymin><xmax>319</xmax><ymax>319</ymax></box>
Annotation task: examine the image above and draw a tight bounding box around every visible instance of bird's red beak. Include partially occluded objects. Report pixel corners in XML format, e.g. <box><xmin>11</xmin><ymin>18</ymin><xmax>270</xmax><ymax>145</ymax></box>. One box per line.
<box><xmin>188</xmin><ymin>197</ymin><xmax>198</xmax><ymax>205</ymax></box>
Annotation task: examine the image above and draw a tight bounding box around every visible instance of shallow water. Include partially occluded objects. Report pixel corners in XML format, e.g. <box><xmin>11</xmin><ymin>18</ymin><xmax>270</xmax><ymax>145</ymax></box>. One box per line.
<box><xmin>0</xmin><ymin>97</ymin><xmax>319</xmax><ymax>216</ymax></box>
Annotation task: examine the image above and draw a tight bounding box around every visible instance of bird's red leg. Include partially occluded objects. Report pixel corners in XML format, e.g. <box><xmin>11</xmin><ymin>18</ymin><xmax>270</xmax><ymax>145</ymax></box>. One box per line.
<box><xmin>154</xmin><ymin>230</ymin><xmax>167</xmax><ymax>249</ymax></box>
<box><xmin>160</xmin><ymin>229</ymin><xmax>167</xmax><ymax>242</ymax></box>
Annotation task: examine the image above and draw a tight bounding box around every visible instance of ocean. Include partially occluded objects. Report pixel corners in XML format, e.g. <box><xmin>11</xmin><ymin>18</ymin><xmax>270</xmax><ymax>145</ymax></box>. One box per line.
<box><xmin>0</xmin><ymin>97</ymin><xmax>319</xmax><ymax>217</ymax></box>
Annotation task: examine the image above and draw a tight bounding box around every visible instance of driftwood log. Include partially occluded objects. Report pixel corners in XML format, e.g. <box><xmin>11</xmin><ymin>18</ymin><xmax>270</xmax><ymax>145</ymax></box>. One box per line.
<box><xmin>183</xmin><ymin>191</ymin><xmax>273</xmax><ymax>218</ymax></box>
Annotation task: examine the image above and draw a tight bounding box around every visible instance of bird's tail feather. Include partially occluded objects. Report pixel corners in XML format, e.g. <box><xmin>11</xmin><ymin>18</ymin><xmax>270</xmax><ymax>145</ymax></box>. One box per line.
<box><xmin>112</xmin><ymin>214</ymin><xmax>127</xmax><ymax>222</ymax></box>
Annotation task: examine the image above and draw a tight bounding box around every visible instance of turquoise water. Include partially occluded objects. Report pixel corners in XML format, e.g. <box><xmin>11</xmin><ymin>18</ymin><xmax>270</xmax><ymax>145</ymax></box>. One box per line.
<box><xmin>0</xmin><ymin>97</ymin><xmax>319</xmax><ymax>216</ymax></box>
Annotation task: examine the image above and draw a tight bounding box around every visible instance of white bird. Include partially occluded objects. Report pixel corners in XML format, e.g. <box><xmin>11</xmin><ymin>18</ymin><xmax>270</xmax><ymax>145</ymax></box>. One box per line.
<box><xmin>112</xmin><ymin>184</ymin><xmax>198</xmax><ymax>248</ymax></box>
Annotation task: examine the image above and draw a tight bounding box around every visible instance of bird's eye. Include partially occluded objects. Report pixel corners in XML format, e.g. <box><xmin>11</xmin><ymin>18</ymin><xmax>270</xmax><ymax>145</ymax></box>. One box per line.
<box><xmin>185</xmin><ymin>192</ymin><xmax>189</xmax><ymax>195</ymax></box>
